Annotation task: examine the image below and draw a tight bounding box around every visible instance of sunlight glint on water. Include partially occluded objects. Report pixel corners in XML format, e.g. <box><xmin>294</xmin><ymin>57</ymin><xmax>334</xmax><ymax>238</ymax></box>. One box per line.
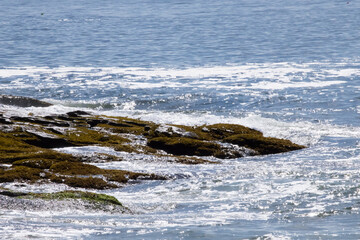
<box><xmin>1</xmin><ymin>0</ymin><xmax>360</xmax><ymax>239</ymax></box>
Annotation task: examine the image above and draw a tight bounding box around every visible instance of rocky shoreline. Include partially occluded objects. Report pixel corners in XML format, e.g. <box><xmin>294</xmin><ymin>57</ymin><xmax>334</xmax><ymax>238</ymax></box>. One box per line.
<box><xmin>0</xmin><ymin>95</ymin><xmax>305</xmax><ymax>211</ymax></box>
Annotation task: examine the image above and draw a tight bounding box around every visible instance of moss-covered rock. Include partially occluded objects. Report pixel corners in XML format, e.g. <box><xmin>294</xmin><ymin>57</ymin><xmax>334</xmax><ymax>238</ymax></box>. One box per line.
<box><xmin>1</xmin><ymin>149</ymin><xmax>81</xmax><ymax>165</ymax></box>
<box><xmin>0</xmin><ymin>188</ymin><xmax>121</xmax><ymax>205</ymax></box>
<box><xmin>49</xmin><ymin>161</ymin><xmax>166</xmax><ymax>188</ymax></box>
<box><xmin>51</xmin><ymin>176</ymin><xmax>117</xmax><ymax>189</ymax></box>
<box><xmin>50</xmin><ymin>161</ymin><xmax>105</xmax><ymax>175</ymax></box>
<box><xmin>148</xmin><ymin>137</ymin><xmax>222</xmax><ymax>157</ymax></box>
<box><xmin>146</xmin><ymin>123</ymin><xmax>304</xmax><ymax>157</ymax></box>
<box><xmin>0</xmin><ymin>166</ymin><xmax>43</xmax><ymax>183</ymax></box>
<box><xmin>0</xmin><ymin>102</ymin><xmax>305</xmax><ymax>192</ymax></box>
<box><xmin>26</xmin><ymin>190</ymin><xmax>123</xmax><ymax>206</ymax></box>
<box><xmin>0</xmin><ymin>188</ymin><xmax>129</xmax><ymax>213</ymax></box>
<box><xmin>0</xmin><ymin>132</ymin><xmax>40</xmax><ymax>163</ymax></box>
<box><xmin>0</xmin><ymin>96</ymin><xmax>308</xmax><ymax>213</ymax></box>
<box><xmin>12</xmin><ymin>158</ymin><xmax>57</xmax><ymax>169</ymax></box>
<box><xmin>224</xmin><ymin>134</ymin><xmax>305</xmax><ymax>155</ymax></box>
<box><xmin>199</xmin><ymin>123</ymin><xmax>263</xmax><ymax>139</ymax></box>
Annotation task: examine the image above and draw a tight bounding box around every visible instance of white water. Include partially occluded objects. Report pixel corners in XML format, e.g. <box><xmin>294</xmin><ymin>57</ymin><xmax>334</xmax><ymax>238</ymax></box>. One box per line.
<box><xmin>1</xmin><ymin>0</ymin><xmax>360</xmax><ymax>237</ymax></box>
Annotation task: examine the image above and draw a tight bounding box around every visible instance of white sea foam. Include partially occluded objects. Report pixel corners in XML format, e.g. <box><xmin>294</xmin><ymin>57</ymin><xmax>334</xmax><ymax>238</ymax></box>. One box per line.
<box><xmin>0</xmin><ymin>61</ymin><xmax>357</xmax><ymax>92</ymax></box>
<box><xmin>99</xmin><ymin>110</ymin><xmax>360</xmax><ymax>146</ymax></box>
<box><xmin>2</xmin><ymin>100</ymin><xmax>359</xmax><ymax>148</ymax></box>
<box><xmin>2</xmin><ymin>61</ymin><xmax>360</xmax><ymax>239</ymax></box>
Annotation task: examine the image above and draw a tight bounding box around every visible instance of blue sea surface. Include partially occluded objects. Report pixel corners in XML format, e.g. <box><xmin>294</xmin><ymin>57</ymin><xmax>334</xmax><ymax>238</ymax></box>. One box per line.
<box><xmin>1</xmin><ymin>0</ymin><xmax>360</xmax><ymax>67</ymax></box>
<box><xmin>1</xmin><ymin>0</ymin><xmax>360</xmax><ymax>239</ymax></box>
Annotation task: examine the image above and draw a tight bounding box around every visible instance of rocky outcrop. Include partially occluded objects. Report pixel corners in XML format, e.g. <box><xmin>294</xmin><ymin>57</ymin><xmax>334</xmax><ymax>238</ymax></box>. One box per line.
<box><xmin>146</xmin><ymin>123</ymin><xmax>304</xmax><ymax>158</ymax></box>
<box><xmin>0</xmin><ymin>189</ymin><xmax>130</xmax><ymax>213</ymax></box>
<box><xmin>0</xmin><ymin>96</ymin><xmax>305</xmax><ymax>210</ymax></box>
<box><xmin>0</xmin><ymin>109</ymin><xmax>305</xmax><ymax>186</ymax></box>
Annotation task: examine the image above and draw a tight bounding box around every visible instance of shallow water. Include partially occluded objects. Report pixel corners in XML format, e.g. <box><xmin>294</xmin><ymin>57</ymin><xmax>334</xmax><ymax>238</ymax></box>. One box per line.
<box><xmin>1</xmin><ymin>0</ymin><xmax>360</xmax><ymax>239</ymax></box>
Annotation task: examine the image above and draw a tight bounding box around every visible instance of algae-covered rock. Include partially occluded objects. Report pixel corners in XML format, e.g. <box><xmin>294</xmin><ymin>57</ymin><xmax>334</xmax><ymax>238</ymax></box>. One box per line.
<box><xmin>148</xmin><ymin>137</ymin><xmax>222</xmax><ymax>157</ymax></box>
<box><xmin>224</xmin><ymin>134</ymin><xmax>305</xmax><ymax>155</ymax></box>
<box><xmin>0</xmin><ymin>189</ymin><xmax>129</xmax><ymax>213</ymax></box>
<box><xmin>50</xmin><ymin>161</ymin><xmax>105</xmax><ymax>175</ymax></box>
<box><xmin>198</xmin><ymin>123</ymin><xmax>263</xmax><ymax>139</ymax></box>
<box><xmin>51</xmin><ymin>176</ymin><xmax>117</xmax><ymax>189</ymax></box>
<box><xmin>0</xmin><ymin>189</ymin><xmax>123</xmax><ymax>206</ymax></box>
<box><xmin>0</xmin><ymin>99</ymin><xmax>305</xmax><ymax>191</ymax></box>
<box><xmin>0</xmin><ymin>96</ymin><xmax>307</xmax><ymax>213</ymax></box>
<box><xmin>49</xmin><ymin>161</ymin><xmax>167</xmax><ymax>189</ymax></box>
<box><xmin>147</xmin><ymin>123</ymin><xmax>304</xmax><ymax>157</ymax></box>
<box><xmin>12</xmin><ymin>158</ymin><xmax>57</xmax><ymax>169</ymax></box>
<box><xmin>28</xmin><ymin>190</ymin><xmax>123</xmax><ymax>206</ymax></box>
<box><xmin>147</xmin><ymin>137</ymin><xmax>260</xmax><ymax>159</ymax></box>
<box><xmin>0</xmin><ymin>166</ymin><xmax>43</xmax><ymax>183</ymax></box>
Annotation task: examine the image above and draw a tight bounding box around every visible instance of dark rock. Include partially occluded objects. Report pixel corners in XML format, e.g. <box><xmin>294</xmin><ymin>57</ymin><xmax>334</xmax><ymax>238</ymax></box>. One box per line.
<box><xmin>24</xmin><ymin>131</ymin><xmax>76</xmax><ymax>148</ymax></box>
<box><xmin>0</xmin><ymin>95</ymin><xmax>52</xmax><ymax>107</ymax></box>
<box><xmin>10</xmin><ymin>116</ymin><xmax>70</xmax><ymax>127</ymax></box>
<box><xmin>86</xmin><ymin>119</ymin><xmax>131</xmax><ymax>128</ymax></box>
<box><xmin>0</xmin><ymin>190</ymin><xmax>28</xmax><ymax>197</ymax></box>
<box><xmin>224</xmin><ymin>134</ymin><xmax>305</xmax><ymax>155</ymax></box>
<box><xmin>57</xmin><ymin>115</ymin><xmax>73</xmax><ymax>121</ymax></box>
<box><xmin>44</xmin><ymin>116</ymin><xmax>55</xmax><ymax>120</ymax></box>
<box><xmin>0</xmin><ymin>117</ymin><xmax>12</xmax><ymax>124</ymax></box>
<box><xmin>87</xmin><ymin>119</ymin><xmax>110</xmax><ymax>127</ymax></box>
<box><xmin>107</xmin><ymin>121</ymin><xmax>132</xmax><ymax>128</ymax></box>
<box><xmin>124</xmin><ymin>120</ymin><xmax>147</xmax><ymax>127</ymax></box>
<box><xmin>46</xmin><ymin>127</ymin><xmax>64</xmax><ymax>135</ymax></box>
<box><xmin>148</xmin><ymin>137</ymin><xmax>223</xmax><ymax>157</ymax></box>
<box><xmin>66</xmin><ymin>111</ymin><xmax>91</xmax><ymax>117</ymax></box>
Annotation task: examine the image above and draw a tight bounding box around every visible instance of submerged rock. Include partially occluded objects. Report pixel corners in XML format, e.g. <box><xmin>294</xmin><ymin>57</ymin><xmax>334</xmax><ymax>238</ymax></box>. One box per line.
<box><xmin>0</xmin><ymin>95</ymin><xmax>52</xmax><ymax>107</ymax></box>
<box><xmin>0</xmin><ymin>189</ymin><xmax>129</xmax><ymax>213</ymax></box>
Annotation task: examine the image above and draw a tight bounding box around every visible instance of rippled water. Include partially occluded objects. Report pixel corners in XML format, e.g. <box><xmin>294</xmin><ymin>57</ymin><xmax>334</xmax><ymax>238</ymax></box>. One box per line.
<box><xmin>1</xmin><ymin>0</ymin><xmax>360</xmax><ymax>239</ymax></box>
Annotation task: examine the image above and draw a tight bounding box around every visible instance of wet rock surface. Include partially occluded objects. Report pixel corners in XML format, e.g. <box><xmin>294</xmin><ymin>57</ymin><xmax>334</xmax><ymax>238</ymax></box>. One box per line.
<box><xmin>0</xmin><ymin>95</ymin><xmax>53</xmax><ymax>107</ymax></box>
<box><xmin>0</xmin><ymin>96</ymin><xmax>305</xmax><ymax>212</ymax></box>
<box><xmin>0</xmin><ymin>106</ymin><xmax>305</xmax><ymax>185</ymax></box>
<box><xmin>0</xmin><ymin>190</ymin><xmax>130</xmax><ymax>213</ymax></box>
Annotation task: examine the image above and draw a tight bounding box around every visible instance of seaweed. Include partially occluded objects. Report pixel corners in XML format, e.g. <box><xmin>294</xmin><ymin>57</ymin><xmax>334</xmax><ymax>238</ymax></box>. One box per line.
<box><xmin>51</xmin><ymin>176</ymin><xmax>117</xmax><ymax>189</ymax></box>
<box><xmin>224</xmin><ymin>134</ymin><xmax>305</xmax><ymax>155</ymax></box>
<box><xmin>0</xmin><ymin>189</ymin><xmax>124</xmax><ymax>207</ymax></box>
<box><xmin>0</xmin><ymin>166</ymin><xmax>43</xmax><ymax>183</ymax></box>
<box><xmin>148</xmin><ymin>137</ymin><xmax>223</xmax><ymax>157</ymax></box>
<box><xmin>0</xmin><ymin>105</ymin><xmax>305</xmax><ymax>191</ymax></box>
<box><xmin>30</xmin><ymin>190</ymin><xmax>123</xmax><ymax>206</ymax></box>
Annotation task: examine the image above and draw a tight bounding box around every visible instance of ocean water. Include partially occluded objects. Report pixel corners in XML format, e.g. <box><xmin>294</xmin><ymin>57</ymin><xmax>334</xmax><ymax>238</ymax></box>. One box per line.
<box><xmin>1</xmin><ymin>0</ymin><xmax>360</xmax><ymax>239</ymax></box>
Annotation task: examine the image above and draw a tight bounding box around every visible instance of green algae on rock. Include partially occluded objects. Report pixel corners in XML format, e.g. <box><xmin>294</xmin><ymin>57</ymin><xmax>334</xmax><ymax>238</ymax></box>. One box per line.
<box><xmin>0</xmin><ymin>129</ymin><xmax>166</xmax><ymax>189</ymax></box>
<box><xmin>148</xmin><ymin>137</ymin><xmax>222</xmax><ymax>157</ymax></box>
<box><xmin>0</xmin><ymin>166</ymin><xmax>43</xmax><ymax>183</ymax></box>
<box><xmin>48</xmin><ymin>161</ymin><xmax>167</xmax><ymax>189</ymax></box>
<box><xmin>146</xmin><ymin>124</ymin><xmax>304</xmax><ymax>158</ymax></box>
<box><xmin>0</xmin><ymin>189</ymin><xmax>122</xmax><ymax>206</ymax></box>
<box><xmin>0</xmin><ymin>189</ymin><xmax>129</xmax><ymax>213</ymax></box>
<box><xmin>24</xmin><ymin>190</ymin><xmax>123</xmax><ymax>206</ymax></box>
<box><xmin>224</xmin><ymin>134</ymin><xmax>304</xmax><ymax>155</ymax></box>
<box><xmin>50</xmin><ymin>175</ymin><xmax>118</xmax><ymax>189</ymax></box>
<box><xmin>0</xmin><ymin>98</ymin><xmax>305</xmax><ymax>191</ymax></box>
